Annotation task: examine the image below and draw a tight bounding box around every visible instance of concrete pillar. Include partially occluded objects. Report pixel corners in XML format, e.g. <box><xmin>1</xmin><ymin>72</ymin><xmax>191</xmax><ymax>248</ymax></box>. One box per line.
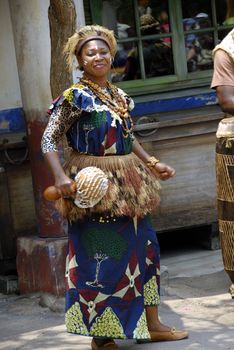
<box><xmin>9</xmin><ymin>0</ymin><xmax>66</xmax><ymax>238</ymax></box>
<box><xmin>16</xmin><ymin>236</ymin><xmax>67</xmax><ymax>296</ymax></box>
<box><xmin>8</xmin><ymin>0</ymin><xmax>85</xmax><ymax>296</ymax></box>
<box><xmin>8</xmin><ymin>0</ymin><xmax>66</xmax><ymax>295</ymax></box>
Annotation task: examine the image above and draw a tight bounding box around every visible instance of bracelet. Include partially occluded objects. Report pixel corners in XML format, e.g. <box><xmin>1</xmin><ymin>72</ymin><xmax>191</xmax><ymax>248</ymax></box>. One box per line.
<box><xmin>146</xmin><ymin>156</ymin><xmax>160</xmax><ymax>169</ymax></box>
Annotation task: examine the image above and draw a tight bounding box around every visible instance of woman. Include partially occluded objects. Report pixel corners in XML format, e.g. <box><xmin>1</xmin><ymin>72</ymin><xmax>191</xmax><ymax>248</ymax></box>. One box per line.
<box><xmin>41</xmin><ymin>25</ymin><xmax>188</xmax><ymax>350</ymax></box>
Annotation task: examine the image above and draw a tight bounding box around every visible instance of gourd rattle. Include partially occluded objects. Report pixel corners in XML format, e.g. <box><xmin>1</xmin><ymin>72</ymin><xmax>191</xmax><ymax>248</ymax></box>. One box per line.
<box><xmin>43</xmin><ymin>166</ymin><xmax>109</xmax><ymax>208</ymax></box>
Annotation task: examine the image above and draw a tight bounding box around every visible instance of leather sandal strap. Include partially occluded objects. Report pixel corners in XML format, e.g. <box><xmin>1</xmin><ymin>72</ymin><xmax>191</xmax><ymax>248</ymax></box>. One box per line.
<box><xmin>171</xmin><ymin>327</ymin><xmax>176</xmax><ymax>334</ymax></box>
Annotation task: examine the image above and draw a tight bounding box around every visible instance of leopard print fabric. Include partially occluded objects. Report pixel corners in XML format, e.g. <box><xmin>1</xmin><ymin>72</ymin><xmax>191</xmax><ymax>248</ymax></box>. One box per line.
<box><xmin>41</xmin><ymin>104</ymin><xmax>81</xmax><ymax>153</ymax></box>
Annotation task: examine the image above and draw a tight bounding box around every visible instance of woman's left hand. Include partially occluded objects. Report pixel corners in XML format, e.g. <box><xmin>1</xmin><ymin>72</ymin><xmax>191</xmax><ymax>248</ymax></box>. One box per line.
<box><xmin>150</xmin><ymin>162</ymin><xmax>176</xmax><ymax>181</ymax></box>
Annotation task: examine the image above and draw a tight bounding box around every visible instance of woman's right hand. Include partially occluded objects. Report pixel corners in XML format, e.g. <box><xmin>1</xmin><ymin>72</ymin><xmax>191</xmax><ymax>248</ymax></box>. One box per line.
<box><xmin>54</xmin><ymin>173</ymin><xmax>76</xmax><ymax>197</ymax></box>
<box><xmin>43</xmin><ymin>152</ymin><xmax>76</xmax><ymax>199</ymax></box>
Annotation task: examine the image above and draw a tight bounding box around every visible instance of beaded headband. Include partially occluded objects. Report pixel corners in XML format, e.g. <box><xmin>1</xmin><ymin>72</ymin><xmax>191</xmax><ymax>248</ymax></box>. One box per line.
<box><xmin>75</xmin><ymin>35</ymin><xmax>112</xmax><ymax>55</ymax></box>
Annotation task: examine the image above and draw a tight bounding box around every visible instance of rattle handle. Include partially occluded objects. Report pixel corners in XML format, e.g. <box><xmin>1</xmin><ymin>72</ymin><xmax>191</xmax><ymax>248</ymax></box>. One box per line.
<box><xmin>43</xmin><ymin>183</ymin><xmax>76</xmax><ymax>201</ymax></box>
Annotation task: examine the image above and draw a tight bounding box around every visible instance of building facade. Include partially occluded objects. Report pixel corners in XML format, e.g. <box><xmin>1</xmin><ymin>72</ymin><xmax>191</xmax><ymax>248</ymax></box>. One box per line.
<box><xmin>1</xmin><ymin>0</ymin><xmax>230</xmax><ymax>295</ymax></box>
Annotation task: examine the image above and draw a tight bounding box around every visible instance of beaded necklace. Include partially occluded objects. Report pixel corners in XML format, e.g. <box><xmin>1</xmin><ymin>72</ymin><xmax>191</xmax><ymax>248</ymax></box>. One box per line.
<box><xmin>80</xmin><ymin>77</ymin><xmax>133</xmax><ymax>138</ymax></box>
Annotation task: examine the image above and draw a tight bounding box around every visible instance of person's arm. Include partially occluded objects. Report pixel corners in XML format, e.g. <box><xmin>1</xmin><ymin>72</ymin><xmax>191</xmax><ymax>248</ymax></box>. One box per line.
<box><xmin>132</xmin><ymin>138</ymin><xmax>175</xmax><ymax>180</ymax></box>
<box><xmin>211</xmin><ymin>49</ymin><xmax>234</xmax><ymax>114</ymax></box>
<box><xmin>41</xmin><ymin>104</ymin><xmax>80</xmax><ymax>196</ymax></box>
<box><xmin>44</xmin><ymin>151</ymin><xmax>75</xmax><ymax>197</ymax></box>
<box><xmin>216</xmin><ymin>85</ymin><xmax>234</xmax><ymax>114</ymax></box>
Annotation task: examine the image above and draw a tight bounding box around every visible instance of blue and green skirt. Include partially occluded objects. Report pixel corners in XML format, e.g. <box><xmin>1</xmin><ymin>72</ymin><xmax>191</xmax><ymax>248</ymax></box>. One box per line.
<box><xmin>65</xmin><ymin>214</ymin><xmax>160</xmax><ymax>340</ymax></box>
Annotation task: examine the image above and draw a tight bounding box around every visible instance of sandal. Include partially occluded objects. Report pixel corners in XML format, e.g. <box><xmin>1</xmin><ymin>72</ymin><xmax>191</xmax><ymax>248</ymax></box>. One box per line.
<box><xmin>137</xmin><ymin>327</ymin><xmax>188</xmax><ymax>343</ymax></box>
<box><xmin>91</xmin><ymin>338</ymin><xmax>119</xmax><ymax>350</ymax></box>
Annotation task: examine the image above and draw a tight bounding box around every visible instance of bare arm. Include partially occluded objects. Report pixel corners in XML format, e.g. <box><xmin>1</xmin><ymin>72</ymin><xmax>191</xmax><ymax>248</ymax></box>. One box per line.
<box><xmin>44</xmin><ymin>151</ymin><xmax>75</xmax><ymax>197</ymax></box>
<box><xmin>216</xmin><ymin>85</ymin><xmax>234</xmax><ymax>115</ymax></box>
<box><xmin>132</xmin><ymin>138</ymin><xmax>175</xmax><ymax>180</ymax></box>
<box><xmin>211</xmin><ymin>50</ymin><xmax>234</xmax><ymax>114</ymax></box>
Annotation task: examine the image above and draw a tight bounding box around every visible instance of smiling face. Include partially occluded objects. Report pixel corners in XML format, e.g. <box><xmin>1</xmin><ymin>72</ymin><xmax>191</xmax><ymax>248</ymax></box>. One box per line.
<box><xmin>78</xmin><ymin>39</ymin><xmax>112</xmax><ymax>84</ymax></box>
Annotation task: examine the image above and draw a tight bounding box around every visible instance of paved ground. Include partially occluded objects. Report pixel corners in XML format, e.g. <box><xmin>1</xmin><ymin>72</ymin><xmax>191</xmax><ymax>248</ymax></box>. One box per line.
<box><xmin>0</xmin><ymin>248</ymin><xmax>233</xmax><ymax>350</ymax></box>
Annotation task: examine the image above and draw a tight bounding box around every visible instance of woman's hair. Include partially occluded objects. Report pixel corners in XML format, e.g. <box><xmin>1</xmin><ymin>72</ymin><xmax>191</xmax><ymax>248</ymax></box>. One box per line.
<box><xmin>63</xmin><ymin>25</ymin><xmax>117</xmax><ymax>71</ymax></box>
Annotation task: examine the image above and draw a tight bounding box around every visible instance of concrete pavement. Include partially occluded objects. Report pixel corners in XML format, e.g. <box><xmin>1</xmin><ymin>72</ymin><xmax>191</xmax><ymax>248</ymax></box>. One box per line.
<box><xmin>0</xmin><ymin>248</ymin><xmax>233</xmax><ymax>350</ymax></box>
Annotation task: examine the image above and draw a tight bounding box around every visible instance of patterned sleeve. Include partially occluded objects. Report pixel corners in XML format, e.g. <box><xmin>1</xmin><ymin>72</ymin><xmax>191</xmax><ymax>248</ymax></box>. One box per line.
<box><xmin>41</xmin><ymin>103</ymin><xmax>81</xmax><ymax>154</ymax></box>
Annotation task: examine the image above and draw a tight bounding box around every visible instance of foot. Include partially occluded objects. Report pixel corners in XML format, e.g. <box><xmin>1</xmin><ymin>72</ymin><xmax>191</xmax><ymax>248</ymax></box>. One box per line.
<box><xmin>91</xmin><ymin>338</ymin><xmax>119</xmax><ymax>350</ymax></box>
<box><xmin>149</xmin><ymin>327</ymin><xmax>189</xmax><ymax>342</ymax></box>
<box><xmin>147</xmin><ymin>320</ymin><xmax>172</xmax><ymax>332</ymax></box>
<box><xmin>137</xmin><ymin>321</ymin><xmax>188</xmax><ymax>343</ymax></box>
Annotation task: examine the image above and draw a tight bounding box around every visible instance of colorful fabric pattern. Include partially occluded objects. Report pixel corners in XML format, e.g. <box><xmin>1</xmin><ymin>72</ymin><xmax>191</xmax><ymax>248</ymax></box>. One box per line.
<box><xmin>42</xmin><ymin>83</ymin><xmax>161</xmax><ymax>339</ymax></box>
<box><xmin>65</xmin><ymin>215</ymin><xmax>160</xmax><ymax>339</ymax></box>
<box><xmin>41</xmin><ymin>84</ymin><xmax>135</xmax><ymax>156</ymax></box>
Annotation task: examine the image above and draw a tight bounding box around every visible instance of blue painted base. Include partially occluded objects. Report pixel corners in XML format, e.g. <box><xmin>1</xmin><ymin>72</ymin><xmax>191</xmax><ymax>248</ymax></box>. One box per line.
<box><xmin>132</xmin><ymin>91</ymin><xmax>217</xmax><ymax>116</ymax></box>
<box><xmin>0</xmin><ymin>108</ymin><xmax>26</xmax><ymax>134</ymax></box>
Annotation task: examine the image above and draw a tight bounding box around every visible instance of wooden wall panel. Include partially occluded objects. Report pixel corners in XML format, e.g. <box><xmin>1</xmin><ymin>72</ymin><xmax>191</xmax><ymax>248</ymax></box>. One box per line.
<box><xmin>149</xmin><ymin>134</ymin><xmax>217</xmax><ymax>231</ymax></box>
<box><xmin>7</xmin><ymin>162</ymin><xmax>36</xmax><ymax>235</ymax></box>
<box><xmin>134</xmin><ymin>106</ymin><xmax>223</xmax><ymax>231</ymax></box>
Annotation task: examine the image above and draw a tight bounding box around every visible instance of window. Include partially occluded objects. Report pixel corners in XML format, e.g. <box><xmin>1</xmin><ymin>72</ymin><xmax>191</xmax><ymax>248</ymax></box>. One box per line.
<box><xmin>85</xmin><ymin>0</ymin><xmax>233</xmax><ymax>95</ymax></box>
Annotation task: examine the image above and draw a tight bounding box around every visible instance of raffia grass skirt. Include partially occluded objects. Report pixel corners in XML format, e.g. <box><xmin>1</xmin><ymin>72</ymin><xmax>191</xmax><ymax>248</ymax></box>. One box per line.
<box><xmin>56</xmin><ymin>151</ymin><xmax>161</xmax><ymax>222</ymax></box>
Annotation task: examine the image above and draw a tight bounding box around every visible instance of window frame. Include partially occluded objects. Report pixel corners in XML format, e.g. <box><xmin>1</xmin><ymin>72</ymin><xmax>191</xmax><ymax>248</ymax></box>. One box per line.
<box><xmin>86</xmin><ymin>0</ymin><xmax>233</xmax><ymax>96</ymax></box>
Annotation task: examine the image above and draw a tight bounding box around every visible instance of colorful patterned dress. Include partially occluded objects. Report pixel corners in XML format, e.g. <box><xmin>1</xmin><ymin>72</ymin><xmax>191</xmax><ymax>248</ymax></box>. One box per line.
<box><xmin>41</xmin><ymin>83</ymin><xmax>161</xmax><ymax>340</ymax></box>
